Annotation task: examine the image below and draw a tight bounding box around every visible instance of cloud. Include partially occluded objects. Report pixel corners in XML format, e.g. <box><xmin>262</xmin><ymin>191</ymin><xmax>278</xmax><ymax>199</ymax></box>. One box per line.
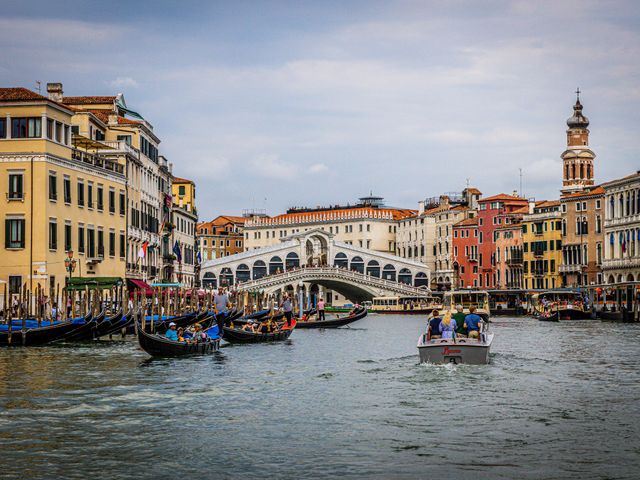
<box><xmin>309</xmin><ymin>163</ymin><xmax>329</xmax><ymax>173</ymax></box>
<box><xmin>248</xmin><ymin>155</ymin><xmax>298</xmax><ymax>180</ymax></box>
<box><xmin>108</xmin><ymin>76</ymin><xmax>139</xmax><ymax>88</ymax></box>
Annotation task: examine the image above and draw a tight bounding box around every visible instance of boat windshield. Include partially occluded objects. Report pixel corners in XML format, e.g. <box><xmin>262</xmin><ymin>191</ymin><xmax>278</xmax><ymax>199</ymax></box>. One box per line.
<box><xmin>445</xmin><ymin>292</ymin><xmax>489</xmax><ymax>309</ymax></box>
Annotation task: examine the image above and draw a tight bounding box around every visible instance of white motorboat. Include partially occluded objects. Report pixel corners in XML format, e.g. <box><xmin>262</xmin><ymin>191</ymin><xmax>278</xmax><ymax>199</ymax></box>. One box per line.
<box><xmin>417</xmin><ymin>329</ymin><xmax>494</xmax><ymax>365</ymax></box>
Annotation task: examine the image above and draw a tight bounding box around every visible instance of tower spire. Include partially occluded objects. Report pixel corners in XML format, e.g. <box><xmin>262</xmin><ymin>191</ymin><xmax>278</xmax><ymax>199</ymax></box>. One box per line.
<box><xmin>561</xmin><ymin>90</ymin><xmax>595</xmax><ymax>195</ymax></box>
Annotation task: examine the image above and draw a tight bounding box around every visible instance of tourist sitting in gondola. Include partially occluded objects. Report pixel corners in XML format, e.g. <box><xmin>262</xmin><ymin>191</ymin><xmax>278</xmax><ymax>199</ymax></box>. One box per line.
<box><xmin>165</xmin><ymin>322</ymin><xmax>178</xmax><ymax>341</ymax></box>
<box><xmin>189</xmin><ymin>324</ymin><xmax>208</xmax><ymax>344</ymax></box>
<box><xmin>427</xmin><ymin>310</ymin><xmax>442</xmax><ymax>339</ymax></box>
<box><xmin>177</xmin><ymin>327</ymin><xmax>186</xmax><ymax>342</ymax></box>
<box><xmin>439</xmin><ymin>312</ymin><xmax>457</xmax><ymax>340</ymax></box>
<box><xmin>243</xmin><ymin>321</ymin><xmax>257</xmax><ymax>332</ymax></box>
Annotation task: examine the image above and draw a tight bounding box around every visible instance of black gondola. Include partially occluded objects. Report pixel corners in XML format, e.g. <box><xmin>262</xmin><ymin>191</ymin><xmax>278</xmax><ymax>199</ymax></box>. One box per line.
<box><xmin>296</xmin><ymin>307</ymin><xmax>368</xmax><ymax>329</ymax></box>
<box><xmin>61</xmin><ymin>310</ymin><xmax>107</xmax><ymax>341</ymax></box>
<box><xmin>0</xmin><ymin>313</ymin><xmax>93</xmax><ymax>347</ymax></box>
<box><xmin>221</xmin><ymin>320</ymin><xmax>296</xmax><ymax>344</ymax></box>
<box><xmin>134</xmin><ymin>318</ymin><xmax>220</xmax><ymax>357</ymax></box>
<box><xmin>94</xmin><ymin>309</ymin><xmax>132</xmax><ymax>338</ymax></box>
<box><xmin>535</xmin><ymin>312</ymin><xmax>559</xmax><ymax>322</ymax></box>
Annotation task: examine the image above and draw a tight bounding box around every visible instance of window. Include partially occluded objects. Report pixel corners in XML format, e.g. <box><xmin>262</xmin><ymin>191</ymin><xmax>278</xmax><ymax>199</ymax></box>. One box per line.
<box><xmin>49</xmin><ymin>173</ymin><xmax>57</xmax><ymax>201</ymax></box>
<box><xmin>77</xmin><ymin>180</ymin><xmax>85</xmax><ymax>206</ymax></box>
<box><xmin>109</xmin><ymin>231</ymin><xmax>116</xmax><ymax>257</ymax></box>
<box><xmin>119</xmin><ymin>233</ymin><xmax>125</xmax><ymax>258</ymax></box>
<box><xmin>8</xmin><ymin>275</ymin><xmax>22</xmax><ymax>295</ymax></box>
<box><xmin>8</xmin><ymin>173</ymin><xmax>23</xmax><ymax>200</ymax></box>
<box><xmin>97</xmin><ymin>230</ymin><xmax>104</xmax><ymax>257</ymax></box>
<box><xmin>78</xmin><ymin>225</ymin><xmax>85</xmax><ymax>254</ymax></box>
<box><xmin>64</xmin><ymin>222</ymin><xmax>72</xmax><ymax>252</ymax></box>
<box><xmin>119</xmin><ymin>191</ymin><xmax>126</xmax><ymax>215</ymax></box>
<box><xmin>5</xmin><ymin>218</ymin><xmax>25</xmax><ymax>248</ymax></box>
<box><xmin>11</xmin><ymin>117</ymin><xmax>41</xmax><ymax>138</ymax></box>
<box><xmin>0</xmin><ymin>118</ymin><xmax>5</xmax><ymax>138</ymax></box>
<box><xmin>63</xmin><ymin>177</ymin><xmax>71</xmax><ymax>203</ymax></box>
<box><xmin>108</xmin><ymin>189</ymin><xmax>115</xmax><ymax>214</ymax></box>
<box><xmin>117</xmin><ymin>134</ymin><xmax>132</xmax><ymax>145</ymax></box>
<box><xmin>47</xmin><ymin>119</ymin><xmax>54</xmax><ymax>139</ymax></box>
<box><xmin>55</xmin><ymin>122</ymin><xmax>62</xmax><ymax>142</ymax></box>
<box><xmin>596</xmin><ymin>215</ymin><xmax>602</xmax><ymax>233</ymax></box>
<box><xmin>595</xmin><ymin>199</ymin><xmax>601</xmax><ymax>209</ymax></box>
<box><xmin>97</xmin><ymin>185</ymin><xmax>104</xmax><ymax>211</ymax></box>
<box><xmin>87</xmin><ymin>183</ymin><xmax>93</xmax><ymax>209</ymax></box>
<box><xmin>86</xmin><ymin>228</ymin><xmax>95</xmax><ymax>257</ymax></box>
<box><xmin>178</xmin><ymin>185</ymin><xmax>186</xmax><ymax>196</ymax></box>
<box><xmin>49</xmin><ymin>219</ymin><xmax>57</xmax><ymax>250</ymax></box>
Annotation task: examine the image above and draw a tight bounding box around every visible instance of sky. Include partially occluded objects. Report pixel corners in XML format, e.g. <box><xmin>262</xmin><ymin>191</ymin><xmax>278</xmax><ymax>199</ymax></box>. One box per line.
<box><xmin>2</xmin><ymin>0</ymin><xmax>639</xmax><ymax>219</ymax></box>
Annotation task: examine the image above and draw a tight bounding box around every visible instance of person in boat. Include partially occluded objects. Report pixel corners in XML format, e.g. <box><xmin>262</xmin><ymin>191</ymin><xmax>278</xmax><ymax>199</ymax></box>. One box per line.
<box><xmin>428</xmin><ymin>310</ymin><xmax>442</xmax><ymax>339</ymax></box>
<box><xmin>317</xmin><ymin>297</ymin><xmax>326</xmax><ymax>321</ymax></box>
<box><xmin>280</xmin><ymin>294</ymin><xmax>293</xmax><ymax>328</ymax></box>
<box><xmin>177</xmin><ymin>327</ymin><xmax>186</xmax><ymax>342</ymax></box>
<box><xmin>214</xmin><ymin>288</ymin><xmax>229</xmax><ymax>315</ymax></box>
<box><xmin>439</xmin><ymin>311</ymin><xmax>457</xmax><ymax>340</ymax></box>
<box><xmin>453</xmin><ymin>304</ymin><xmax>467</xmax><ymax>337</ymax></box>
<box><xmin>189</xmin><ymin>324</ymin><xmax>208</xmax><ymax>344</ymax></box>
<box><xmin>464</xmin><ymin>306</ymin><xmax>483</xmax><ymax>339</ymax></box>
<box><xmin>243</xmin><ymin>320</ymin><xmax>256</xmax><ymax>332</ymax></box>
<box><xmin>165</xmin><ymin>322</ymin><xmax>179</xmax><ymax>341</ymax></box>
<box><xmin>51</xmin><ymin>303</ymin><xmax>59</xmax><ymax>322</ymax></box>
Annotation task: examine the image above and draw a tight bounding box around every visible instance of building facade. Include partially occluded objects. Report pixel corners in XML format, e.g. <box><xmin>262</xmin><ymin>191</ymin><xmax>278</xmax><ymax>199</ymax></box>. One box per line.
<box><xmin>171</xmin><ymin>204</ymin><xmax>197</xmax><ymax>286</ymax></box>
<box><xmin>522</xmin><ymin>201</ymin><xmax>563</xmax><ymax>290</ymax></box>
<box><xmin>602</xmin><ymin>171</ymin><xmax>640</xmax><ymax>284</ymax></box>
<box><xmin>452</xmin><ymin>217</ymin><xmax>479</xmax><ymax>288</ymax></box>
<box><xmin>477</xmin><ymin>194</ymin><xmax>528</xmax><ymax>289</ymax></box>
<box><xmin>494</xmin><ymin>221</ymin><xmax>524</xmax><ymax>289</ymax></box>
<box><xmin>197</xmin><ymin>215</ymin><xmax>246</xmax><ymax>262</ymax></box>
<box><xmin>244</xmin><ymin>195</ymin><xmax>413</xmax><ymax>255</ymax></box>
<box><xmin>0</xmin><ymin>87</ymin><xmax>126</xmax><ymax>297</ymax></box>
<box><xmin>560</xmin><ymin>187</ymin><xmax>605</xmax><ymax>287</ymax></box>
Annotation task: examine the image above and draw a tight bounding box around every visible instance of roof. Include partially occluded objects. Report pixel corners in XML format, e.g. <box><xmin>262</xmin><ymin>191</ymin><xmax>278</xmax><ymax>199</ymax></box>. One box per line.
<box><xmin>536</xmin><ymin>200</ymin><xmax>561</xmax><ymax>208</ymax></box>
<box><xmin>0</xmin><ymin>87</ymin><xmax>49</xmax><ymax>102</ymax></box>
<box><xmin>479</xmin><ymin>193</ymin><xmax>527</xmax><ymax>203</ymax></box>
<box><xmin>600</xmin><ymin>171</ymin><xmax>640</xmax><ymax>188</ymax></box>
<box><xmin>511</xmin><ymin>206</ymin><xmax>529</xmax><ymax>214</ymax></box>
<box><xmin>454</xmin><ymin>217</ymin><xmax>478</xmax><ymax>227</ymax></box>
<box><xmin>251</xmin><ymin>207</ymin><xmax>415</xmax><ymax>226</ymax></box>
<box><xmin>173</xmin><ymin>177</ymin><xmax>195</xmax><ymax>185</ymax></box>
<box><xmin>562</xmin><ymin>186</ymin><xmax>606</xmax><ymax>200</ymax></box>
<box><xmin>62</xmin><ymin>96</ymin><xmax>116</xmax><ymax>105</ymax></box>
<box><xmin>465</xmin><ymin>187</ymin><xmax>482</xmax><ymax>195</ymax></box>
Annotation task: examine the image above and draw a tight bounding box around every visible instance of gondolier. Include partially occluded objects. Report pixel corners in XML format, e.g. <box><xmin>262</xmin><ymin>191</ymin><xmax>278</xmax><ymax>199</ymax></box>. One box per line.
<box><xmin>281</xmin><ymin>294</ymin><xmax>293</xmax><ymax>328</ymax></box>
<box><xmin>317</xmin><ymin>298</ymin><xmax>326</xmax><ymax>321</ymax></box>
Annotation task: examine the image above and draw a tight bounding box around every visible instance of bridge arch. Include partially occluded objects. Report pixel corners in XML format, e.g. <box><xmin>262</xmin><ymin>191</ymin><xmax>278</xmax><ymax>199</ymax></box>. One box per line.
<box><xmin>269</xmin><ymin>256</ymin><xmax>283</xmax><ymax>275</ymax></box>
<box><xmin>285</xmin><ymin>252</ymin><xmax>300</xmax><ymax>269</ymax></box>
<box><xmin>382</xmin><ymin>264</ymin><xmax>396</xmax><ymax>281</ymax></box>
<box><xmin>220</xmin><ymin>267</ymin><xmax>234</xmax><ymax>287</ymax></box>
<box><xmin>334</xmin><ymin>252</ymin><xmax>349</xmax><ymax>268</ymax></box>
<box><xmin>366</xmin><ymin>260</ymin><xmax>380</xmax><ymax>278</ymax></box>
<box><xmin>399</xmin><ymin>268</ymin><xmax>412</xmax><ymax>285</ymax></box>
<box><xmin>202</xmin><ymin>272</ymin><xmax>217</xmax><ymax>289</ymax></box>
<box><xmin>351</xmin><ymin>256</ymin><xmax>364</xmax><ymax>273</ymax></box>
<box><xmin>415</xmin><ymin>272</ymin><xmax>429</xmax><ymax>287</ymax></box>
<box><xmin>236</xmin><ymin>264</ymin><xmax>250</xmax><ymax>283</ymax></box>
<box><xmin>253</xmin><ymin>260</ymin><xmax>267</xmax><ymax>279</ymax></box>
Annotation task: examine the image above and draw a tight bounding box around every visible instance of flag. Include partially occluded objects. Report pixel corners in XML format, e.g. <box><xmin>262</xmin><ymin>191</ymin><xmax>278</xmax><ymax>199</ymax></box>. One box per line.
<box><xmin>138</xmin><ymin>241</ymin><xmax>148</xmax><ymax>259</ymax></box>
<box><xmin>173</xmin><ymin>240</ymin><xmax>182</xmax><ymax>263</ymax></box>
<box><xmin>196</xmin><ymin>250</ymin><xmax>202</xmax><ymax>264</ymax></box>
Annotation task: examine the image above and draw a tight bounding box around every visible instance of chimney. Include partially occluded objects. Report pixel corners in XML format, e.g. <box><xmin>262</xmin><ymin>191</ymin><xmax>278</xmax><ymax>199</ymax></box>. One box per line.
<box><xmin>418</xmin><ymin>200</ymin><xmax>425</xmax><ymax>215</ymax></box>
<box><xmin>512</xmin><ymin>190</ymin><xmax>519</xmax><ymax>197</ymax></box>
<box><xmin>46</xmin><ymin>83</ymin><xmax>63</xmax><ymax>102</ymax></box>
<box><xmin>528</xmin><ymin>200</ymin><xmax>536</xmax><ymax>214</ymax></box>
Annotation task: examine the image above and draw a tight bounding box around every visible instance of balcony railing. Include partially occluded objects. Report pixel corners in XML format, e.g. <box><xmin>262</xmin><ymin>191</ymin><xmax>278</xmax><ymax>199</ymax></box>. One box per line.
<box><xmin>506</xmin><ymin>257</ymin><xmax>523</xmax><ymax>266</ymax></box>
<box><xmin>559</xmin><ymin>264</ymin><xmax>583</xmax><ymax>273</ymax></box>
<box><xmin>72</xmin><ymin>149</ymin><xmax>124</xmax><ymax>175</ymax></box>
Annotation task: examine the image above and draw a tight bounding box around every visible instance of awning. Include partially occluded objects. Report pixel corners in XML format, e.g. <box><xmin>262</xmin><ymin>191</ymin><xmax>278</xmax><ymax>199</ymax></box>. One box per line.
<box><xmin>72</xmin><ymin>134</ymin><xmax>114</xmax><ymax>151</ymax></box>
<box><xmin>127</xmin><ymin>278</ymin><xmax>154</xmax><ymax>296</ymax></box>
<box><xmin>66</xmin><ymin>277</ymin><xmax>123</xmax><ymax>291</ymax></box>
<box><xmin>151</xmin><ymin>282</ymin><xmax>183</xmax><ymax>288</ymax></box>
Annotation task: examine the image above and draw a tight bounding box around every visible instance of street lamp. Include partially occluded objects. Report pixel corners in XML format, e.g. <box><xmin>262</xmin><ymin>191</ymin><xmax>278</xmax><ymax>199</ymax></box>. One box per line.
<box><xmin>64</xmin><ymin>250</ymin><xmax>77</xmax><ymax>283</ymax></box>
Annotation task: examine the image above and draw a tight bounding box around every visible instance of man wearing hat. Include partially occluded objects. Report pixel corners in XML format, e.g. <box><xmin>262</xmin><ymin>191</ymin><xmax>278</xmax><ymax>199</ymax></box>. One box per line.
<box><xmin>165</xmin><ymin>322</ymin><xmax>178</xmax><ymax>341</ymax></box>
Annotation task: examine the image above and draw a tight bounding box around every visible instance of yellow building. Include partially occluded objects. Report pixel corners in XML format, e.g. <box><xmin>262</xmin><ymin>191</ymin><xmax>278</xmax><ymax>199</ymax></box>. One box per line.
<box><xmin>522</xmin><ymin>200</ymin><xmax>563</xmax><ymax>289</ymax></box>
<box><xmin>0</xmin><ymin>87</ymin><xmax>126</xmax><ymax>298</ymax></box>
<box><xmin>172</xmin><ymin>177</ymin><xmax>196</xmax><ymax>215</ymax></box>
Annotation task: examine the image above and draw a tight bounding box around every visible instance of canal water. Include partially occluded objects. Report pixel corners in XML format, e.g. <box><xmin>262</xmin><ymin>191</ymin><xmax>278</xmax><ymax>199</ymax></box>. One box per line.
<box><xmin>0</xmin><ymin>315</ymin><xmax>639</xmax><ymax>479</ymax></box>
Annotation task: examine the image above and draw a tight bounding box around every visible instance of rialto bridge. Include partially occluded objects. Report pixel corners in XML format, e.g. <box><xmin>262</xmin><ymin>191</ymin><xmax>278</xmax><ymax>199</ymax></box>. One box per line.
<box><xmin>199</xmin><ymin>229</ymin><xmax>431</xmax><ymax>303</ymax></box>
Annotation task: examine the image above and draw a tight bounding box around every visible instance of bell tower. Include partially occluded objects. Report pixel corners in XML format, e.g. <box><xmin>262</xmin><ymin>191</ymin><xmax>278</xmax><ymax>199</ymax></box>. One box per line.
<box><xmin>561</xmin><ymin>89</ymin><xmax>595</xmax><ymax>195</ymax></box>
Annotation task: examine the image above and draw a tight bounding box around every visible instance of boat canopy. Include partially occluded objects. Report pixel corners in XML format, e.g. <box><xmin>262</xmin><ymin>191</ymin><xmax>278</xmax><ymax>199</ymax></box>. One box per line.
<box><xmin>65</xmin><ymin>277</ymin><xmax>123</xmax><ymax>291</ymax></box>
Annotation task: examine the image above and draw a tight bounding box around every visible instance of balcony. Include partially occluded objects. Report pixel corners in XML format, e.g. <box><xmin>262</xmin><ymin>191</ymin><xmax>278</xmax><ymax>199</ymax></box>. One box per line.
<box><xmin>467</xmin><ymin>255</ymin><xmax>478</xmax><ymax>262</ymax></box>
<box><xmin>72</xmin><ymin>149</ymin><xmax>125</xmax><ymax>175</ymax></box>
<box><xmin>100</xmin><ymin>140</ymin><xmax>140</xmax><ymax>159</ymax></box>
<box><xmin>602</xmin><ymin>257</ymin><xmax>640</xmax><ymax>269</ymax></box>
<box><xmin>533</xmin><ymin>250</ymin><xmax>544</xmax><ymax>258</ymax></box>
<box><xmin>559</xmin><ymin>264</ymin><xmax>583</xmax><ymax>273</ymax></box>
<box><xmin>506</xmin><ymin>257</ymin><xmax>523</xmax><ymax>266</ymax></box>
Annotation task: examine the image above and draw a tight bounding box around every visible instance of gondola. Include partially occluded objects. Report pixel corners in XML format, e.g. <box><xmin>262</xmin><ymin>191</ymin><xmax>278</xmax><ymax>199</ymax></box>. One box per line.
<box><xmin>93</xmin><ymin>309</ymin><xmax>130</xmax><ymax>338</ymax></box>
<box><xmin>153</xmin><ymin>310</ymin><xmax>211</xmax><ymax>333</ymax></box>
<box><xmin>134</xmin><ymin>318</ymin><xmax>220</xmax><ymax>357</ymax></box>
<box><xmin>296</xmin><ymin>307</ymin><xmax>368</xmax><ymax>329</ymax></box>
<box><xmin>0</xmin><ymin>313</ymin><xmax>93</xmax><ymax>346</ymax></box>
<box><xmin>61</xmin><ymin>310</ymin><xmax>107</xmax><ymax>341</ymax></box>
<box><xmin>221</xmin><ymin>319</ymin><xmax>296</xmax><ymax>344</ymax></box>
<box><xmin>535</xmin><ymin>311</ymin><xmax>559</xmax><ymax>322</ymax></box>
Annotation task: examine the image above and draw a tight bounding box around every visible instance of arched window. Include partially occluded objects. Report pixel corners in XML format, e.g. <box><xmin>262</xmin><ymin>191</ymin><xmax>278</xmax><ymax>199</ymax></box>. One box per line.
<box><xmin>586</xmin><ymin>163</ymin><xmax>592</xmax><ymax>179</ymax></box>
<box><xmin>334</xmin><ymin>252</ymin><xmax>348</xmax><ymax>268</ymax></box>
<box><xmin>253</xmin><ymin>260</ymin><xmax>267</xmax><ymax>279</ymax></box>
<box><xmin>350</xmin><ymin>256</ymin><xmax>364</xmax><ymax>273</ymax></box>
<box><xmin>285</xmin><ymin>252</ymin><xmax>300</xmax><ymax>269</ymax></box>
<box><xmin>269</xmin><ymin>256</ymin><xmax>283</xmax><ymax>275</ymax></box>
<box><xmin>366</xmin><ymin>260</ymin><xmax>380</xmax><ymax>277</ymax></box>
<box><xmin>579</xmin><ymin>163</ymin><xmax>584</xmax><ymax>179</ymax></box>
<box><xmin>236</xmin><ymin>264</ymin><xmax>250</xmax><ymax>283</ymax></box>
<box><xmin>220</xmin><ymin>267</ymin><xmax>233</xmax><ymax>287</ymax></box>
<box><xmin>398</xmin><ymin>268</ymin><xmax>412</xmax><ymax>285</ymax></box>
<box><xmin>414</xmin><ymin>272</ymin><xmax>429</xmax><ymax>287</ymax></box>
<box><xmin>382</xmin><ymin>264</ymin><xmax>396</xmax><ymax>281</ymax></box>
<box><xmin>202</xmin><ymin>272</ymin><xmax>217</xmax><ymax>289</ymax></box>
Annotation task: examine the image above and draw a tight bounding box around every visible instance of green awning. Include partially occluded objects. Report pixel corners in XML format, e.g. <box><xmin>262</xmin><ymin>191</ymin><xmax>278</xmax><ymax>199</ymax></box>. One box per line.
<box><xmin>65</xmin><ymin>277</ymin><xmax>123</xmax><ymax>291</ymax></box>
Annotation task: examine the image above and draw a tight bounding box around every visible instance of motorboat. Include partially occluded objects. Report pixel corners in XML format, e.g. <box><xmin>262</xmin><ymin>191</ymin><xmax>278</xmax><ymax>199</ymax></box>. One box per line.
<box><xmin>417</xmin><ymin>327</ymin><xmax>493</xmax><ymax>365</ymax></box>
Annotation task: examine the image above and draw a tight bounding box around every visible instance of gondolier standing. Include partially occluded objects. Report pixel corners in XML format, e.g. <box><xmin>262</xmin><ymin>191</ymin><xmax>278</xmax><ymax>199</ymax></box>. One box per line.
<box><xmin>214</xmin><ymin>288</ymin><xmax>230</xmax><ymax>336</ymax></box>
<box><xmin>281</xmin><ymin>294</ymin><xmax>293</xmax><ymax>328</ymax></box>
<box><xmin>317</xmin><ymin>297</ymin><xmax>326</xmax><ymax>321</ymax></box>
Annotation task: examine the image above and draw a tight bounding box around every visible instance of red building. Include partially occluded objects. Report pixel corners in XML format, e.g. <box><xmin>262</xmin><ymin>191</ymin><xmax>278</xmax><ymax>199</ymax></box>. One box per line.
<box><xmin>453</xmin><ymin>217</ymin><xmax>479</xmax><ymax>288</ymax></box>
<box><xmin>477</xmin><ymin>194</ymin><xmax>528</xmax><ymax>289</ymax></box>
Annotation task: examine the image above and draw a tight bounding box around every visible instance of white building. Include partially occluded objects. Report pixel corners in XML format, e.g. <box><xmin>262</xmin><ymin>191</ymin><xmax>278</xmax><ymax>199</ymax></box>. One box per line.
<box><xmin>602</xmin><ymin>171</ymin><xmax>640</xmax><ymax>283</ymax></box>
